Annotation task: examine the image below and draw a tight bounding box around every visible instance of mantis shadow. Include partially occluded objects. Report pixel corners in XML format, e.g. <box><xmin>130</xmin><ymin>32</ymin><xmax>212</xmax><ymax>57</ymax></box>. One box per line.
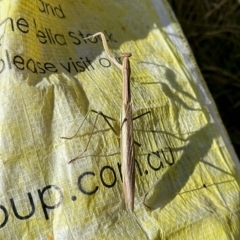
<box><xmin>144</xmin><ymin>121</ymin><xmax>221</xmax><ymax>210</ymax></box>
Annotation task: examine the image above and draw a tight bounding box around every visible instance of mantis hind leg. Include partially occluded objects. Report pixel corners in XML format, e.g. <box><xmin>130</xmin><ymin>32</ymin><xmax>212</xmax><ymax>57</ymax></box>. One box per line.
<box><xmin>132</xmin><ymin>111</ymin><xmax>174</xmax><ymax>163</ymax></box>
<box><xmin>61</xmin><ymin>109</ymin><xmax>118</xmax><ymax>163</ymax></box>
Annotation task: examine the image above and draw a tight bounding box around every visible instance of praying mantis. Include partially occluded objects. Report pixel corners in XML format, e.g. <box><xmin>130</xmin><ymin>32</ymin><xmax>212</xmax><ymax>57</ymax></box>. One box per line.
<box><xmin>62</xmin><ymin>32</ymin><xmax>151</xmax><ymax>211</ymax></box>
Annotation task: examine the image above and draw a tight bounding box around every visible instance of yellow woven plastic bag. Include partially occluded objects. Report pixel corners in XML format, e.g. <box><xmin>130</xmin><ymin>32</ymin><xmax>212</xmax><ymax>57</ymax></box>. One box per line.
<box><xmin>0</xmin><ymin>0</ymin><xmax>240</xmax><ymax>239</ymax></box>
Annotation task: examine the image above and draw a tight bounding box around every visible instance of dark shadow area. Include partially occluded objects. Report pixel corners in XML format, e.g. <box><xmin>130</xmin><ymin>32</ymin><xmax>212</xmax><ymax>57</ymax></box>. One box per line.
<box><xmin>144</xmin><ymin>121</ymin><xmax>223</xmax><ymax>210</ymax></box>
<box><xmin>168</xmin><ymin>0</ymin><xmax>240</xmax><ymax>160</ymax></box>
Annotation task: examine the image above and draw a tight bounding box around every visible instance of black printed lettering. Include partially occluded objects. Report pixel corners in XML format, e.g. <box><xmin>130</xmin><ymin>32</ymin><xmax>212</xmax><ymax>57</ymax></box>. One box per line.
<box><xmin>117</xmin><ymin>162</ymin><xmax>122</xmax><ymax>181</ymax></box>
<box><xmin>85</xmin><ymin>57</ymin><xmax>94</xmax><ymax>70</ymax></box>
<box><xmin>0</xmin><ymin>205</ymin><xmax>8</xmax><ymax>229</ymax></box>
<box><xmin>75</xmin><ymin>61</ymin><xmax>85</xmax><ymax>72</ymax></box>
<box><xmin>13</xmin><ymin>55</ymin><xmax>25</xmax><ymax>70</ymax></box>
<box><xmin>78</xmin><ymin>172</ymin><xmax>98</xmax><ymax>195</ymax></box>
<box><xmin>36</xmin><ymin>62</ymin><xmax>46</xmax><ymax>74</ymax></box>
<box><xmin>34</xmin><ymin>19</ymin><xmax>66</xmax><ymax>45</ymax></box>
<box><xmin>99</xmin><ymin>57</ymin><xmax>111</xmax><ymax>68</ymax></box>
<box><xmin>161</xmin><ymin>148</ymin><xmax>175</xmax><ymax>166</ymax></box>
<box><xmin>69</xmin><ymin>58</ymin><xmax>78</xmax><ymax>72</ymax></box>
<box><xmin>37</xmin><ymin>1</ymin><xmax>65</xmax><ymax>19</ymax></box>
<box><xmin>37</xmin><ymin>0</ymin><xmax>45</xmax><ymax>12</ymax></box>
<box><xmin>104</xmin><ymin>30</ymin><xmax>117</xmax><ymax>43</ymax></box>
<box><xmin>147</xmin><ymin>151</ymin><xmax>164</xmax><ymax>171</ymax></box>
<box><xmin>69</xmin><ymin>31</ymin><xmax>81</xmax><ymax>45</ymax></box>
<box><xmin>45</xmin><ymin>3</ymin><xmax>55</xmax><ymax>16</ymax></box>
<box><xmin>55</xmin><ymin>33</ymin><xmax>67</xmax><ymax>45</ymax></box>
<box><xmin>54</xmin><ymin>5</ymin><xmax>65</xmax><ymax>19</ymax></box>
<box><xmin>78</xmin><ymin>31</ymin><xmax>87</xmax><ymax>44</ymax></box>
<box><xmin>100</xmin><ymin>166</ymin><xmax>117</xmax><ymax>188</ymax></box>
<box><xmin>10</xmin><ymin>193</ymin><xmax>35</xmax><ymax>220</ymax></box>
<box><xmin>38</xmin><ymin>185</ymin><xmax>63</xmax><ymax>220</ymax></box>
<box><xmin>85</xmin><ymin>34</ymin><xmax>98</xmax><ymax>43</ymax></box>
<box><xmin>26</xmin><ymin>58</ymin><xmax>37</xmax><ymax>73</ymax></box>
<box><xmin>16</xmin><ymin>18</ymin><xmax>29</xmax><ymax>33</ymax></box>
<box><xmin>0</xmin><ymin>59</ymin><xmax>5</xmax><ymax>73</ymax></box>
<box><xmin>0</xmin><ymin>17</ymin><xmax>14</xmax><ymax>31</ymax></box>
<box><xmin>46</xmin><ymin>28</ymin><xmax>54</xmax><ymax>44</ymax></box>
<box><xmin>59</xmin><ymin>62</ymin><xmax>71</xmax><ymax>72</ymax></box>
<box><xmin>59</xmin><ymin>57</ymin><xmax>94</xmax><ymax>73</ymax></box>
<box><xmin>44</xmin><ymin>62</ymin><xmax>57</xmax><ymax>72</ymax></box>
<box><xmin>5</xmin><ymin>50</ymin><xmax>12</xmax><ymax>69</ymax></box>
<box><xmin>36</xmin><ymin>30</ymin><xmax>47</xmax><ymax>44</ymax></box>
